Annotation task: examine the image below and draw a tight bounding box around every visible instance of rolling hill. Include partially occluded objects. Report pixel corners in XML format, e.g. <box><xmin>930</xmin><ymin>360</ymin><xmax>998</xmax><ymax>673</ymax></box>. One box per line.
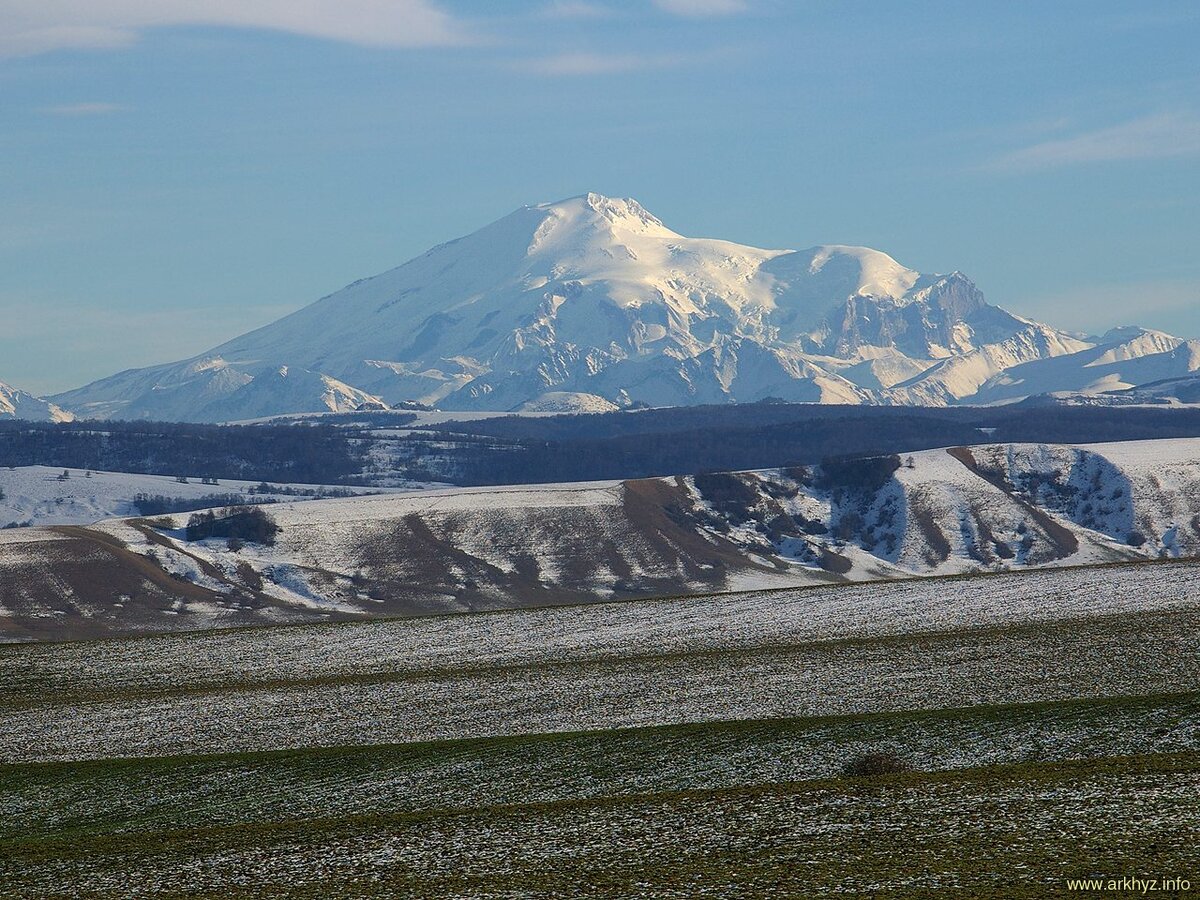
<box><xmin>5</xmin><ymin>436</ymin><xmax>1200</xmax><ymax>641</ymax></box>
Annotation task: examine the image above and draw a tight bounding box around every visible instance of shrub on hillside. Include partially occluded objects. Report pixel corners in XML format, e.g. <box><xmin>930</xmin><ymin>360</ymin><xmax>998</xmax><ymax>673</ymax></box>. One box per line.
<box><xmin>693</xmin><ymin>471</ymin><xmax>759</xmax><ymax>507</ymax></box>
<box><xmin>819</xmin><ymin>548</ymin><xmax>854</xmax><ymax>575</ymax></box>
<box><xmin>816</xmin><ymin>454</ymin><xmax>902</xmax><ymax>493</ymax></box>
<box><xmin>693</xmin><ymin>471</ymin><xmax>762</xmax><ymax>525</ymax></box>
<box><xmin>185</xmin><ymin>506</ymin><xmax>280</xmax><ymax>546</ymax></box>
<box><xmin>841</xmin><ymin>751</ymin><xmax>912</xmax><ymax>778</ymax></box>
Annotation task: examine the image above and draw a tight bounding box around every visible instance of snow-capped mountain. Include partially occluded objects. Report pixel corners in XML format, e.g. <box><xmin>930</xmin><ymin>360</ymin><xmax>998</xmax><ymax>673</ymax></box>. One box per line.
<box><xmin>50</xmin><ymin>193</ymin><xmax>1195</xmax><ymax>421</ymax></box>
<box><xmin>0</xmin><ymin>380</ymin><xmax>73</xmax><ymax>422</ymax></box>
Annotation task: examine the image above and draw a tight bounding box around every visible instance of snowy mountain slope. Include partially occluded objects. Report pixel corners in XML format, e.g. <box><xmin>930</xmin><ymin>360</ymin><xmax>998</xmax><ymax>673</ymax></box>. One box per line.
<box><xmin>0</xmin><ymin>381</ymin><xmax>72</xmax><ymax>423</ymax></box>
<box><xmin>51</xmin><ymin>192</ymin><xmax>1145</xmax><ymax>421</ymax></box>
<box><xmin>1121</xmin><ymin>374</ymin><xmax>1200</xmax><ymax>404</ymax></box>
<box><xmin>969</xmin><ymin>328</ymin><xmax>1199</xmax><ymax>405</ymax></box>
<box><xmin>6</xmin><ymin>436</ymin><xmax>1200</xmax><ymax>640</ymax></box>
<box><xmin>884</xmin><ymin>323</ymin><xmax>1092</xmax><ymax>405</ymax></box>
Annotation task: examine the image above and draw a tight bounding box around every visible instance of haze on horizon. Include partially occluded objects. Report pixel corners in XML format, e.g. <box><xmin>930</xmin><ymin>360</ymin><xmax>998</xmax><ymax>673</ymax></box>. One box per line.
<box><xmin>2</xmin><ymin>0</ymin><xmax>1199</xmax><ymax>396</ymax></box>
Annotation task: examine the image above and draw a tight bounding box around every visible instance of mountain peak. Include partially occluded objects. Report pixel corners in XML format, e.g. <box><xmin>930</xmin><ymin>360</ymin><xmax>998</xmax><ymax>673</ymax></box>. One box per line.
<box><xmin>805</xmin><ymin>245</ymin><xmax>922</xmax><ymax>302</ymax></box>
<box><xmin>584</xmin><ymin>192</ymin><xmax>663</xmax><ymax>227</ymax></box>
<box><xmin>518</xmin><ymin>192</ymin><xmax>681</xmax><ymax>263</ymax></box>
<box><xmin>50</xmin><ymin>194</ymin><xmax>1189</xmax><ymax>421</ymax></box>
<box><xmin>1097</xmin><ymin>325</ymin><xmax>1171</xmax><ymax>344</ymax></box>
<box><xmin>532</xmin><ymin>192</ymin><xmax>669</xmax><ymax>233</ymax></box>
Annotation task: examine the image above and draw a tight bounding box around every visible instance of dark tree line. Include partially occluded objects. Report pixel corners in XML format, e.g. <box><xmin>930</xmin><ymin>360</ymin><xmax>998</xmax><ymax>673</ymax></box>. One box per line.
<box><xmin>815</xmin><ymin>454</ymin><xmax>902</xmax><ymax>493</ymax></box>
<box><xmin>432</xmin><ymin>400</ymin><xmax>1200</xmax><ymax>445</ymax></box>
<box><xmin>0</xmin><ymin>420</ymin><xmax>366</xmax><ymax>485</ymax></box>
<box><xmin>133</xmin><ymin>493</ymin><xmax>267</xmax><ymax>515</ymax></box>
<box><xmin>422</xmin><ymin>415</ymin><xmax>979</xmax><ymax>485</ymax></box>
<box><xmin>8</xmin><ymin>402</ymin><xmax>1200</xmax><ymax>491</ymax></box>
<box><xmin>418</xmin><ymin>403</ymin><xmax>1200</xmax><ymax>486</ymax></box>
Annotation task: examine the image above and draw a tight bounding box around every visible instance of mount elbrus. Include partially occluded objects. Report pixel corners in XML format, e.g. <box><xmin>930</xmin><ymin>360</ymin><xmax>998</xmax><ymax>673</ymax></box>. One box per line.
<box><xmin>40</xmin><ymin>193</ymin><xmax>1200</xmax><ymax>422</ymax></box>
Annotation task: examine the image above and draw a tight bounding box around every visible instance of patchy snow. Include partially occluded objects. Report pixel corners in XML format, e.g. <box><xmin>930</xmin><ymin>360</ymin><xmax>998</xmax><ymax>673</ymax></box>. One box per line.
<box><xmin>113</xmin><ymin>437</ymin><xmax>1200</xmax><ymax>612</ymax></box>
<box><xmin>681</xmin><ymin>437</ymin><xmax>1200</xmax><ymax>579</ymax></box>
<box><xmin>148</xmin><ymin>434</ymin><xmax>1200</xmax><ymax>615</ymax></box>
<box><xmin>980</xmin><ymin>437</ymin><xmax>1200</xmax><ymax>558</ymax></box>
<box><xmin>9</xmin><ymin>437</ymin><xmax>1200</xmax><ymax>642</ymax></box>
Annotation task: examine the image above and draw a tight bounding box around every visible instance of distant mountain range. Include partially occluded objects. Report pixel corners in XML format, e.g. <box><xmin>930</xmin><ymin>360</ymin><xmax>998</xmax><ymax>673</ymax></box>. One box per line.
<box><xmin>8</xmin><ymin>192</ymin><xmax>1198</xmax><ymax>422</ymax></box>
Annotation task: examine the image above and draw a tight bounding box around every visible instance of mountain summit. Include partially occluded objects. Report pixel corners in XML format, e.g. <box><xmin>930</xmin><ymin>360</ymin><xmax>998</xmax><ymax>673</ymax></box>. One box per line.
<box><xmin>52</xmin><ymin>193</ymin><xmax>1197</xmax><ymax>421</ymax></box>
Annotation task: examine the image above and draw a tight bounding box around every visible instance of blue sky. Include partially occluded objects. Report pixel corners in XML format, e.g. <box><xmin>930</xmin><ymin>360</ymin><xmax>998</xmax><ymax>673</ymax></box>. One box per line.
<box><xmin>2</xmin><ymin>0</ymin><xmax>1199</xmax><ymax>395</ymax></box>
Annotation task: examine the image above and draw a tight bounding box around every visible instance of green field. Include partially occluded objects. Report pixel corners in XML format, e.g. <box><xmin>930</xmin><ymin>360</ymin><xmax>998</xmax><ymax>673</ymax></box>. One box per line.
<box><xmin>3</xmin><ymin>563</ymin><xmax>1198</xmax><ymax>896</ymax></box>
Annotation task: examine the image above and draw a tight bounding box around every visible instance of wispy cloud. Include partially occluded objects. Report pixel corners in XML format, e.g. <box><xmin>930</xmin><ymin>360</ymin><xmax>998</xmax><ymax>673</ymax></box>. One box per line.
<box><xmin>513</xmin><ymin>50</ymin><xmax>686</xmax><ymax>76</ymax></box>
<box><xmin>0</xmin><ymin>1</ymin><xmax>471</xmax><ymax>59</ymax></box>
<box><xmin>539</xmin><ymin>0</ymin><xmax>613</xmax><ymax>19</ymax></box>
<box><xmin>41</xmin><ymin>102</ymin><xmax>124</xmax><ymax>116</ymax></box>
<box><xmin>990</xmin><ymin>112</ymin><xmax>1200</xmax><ymax>171</ymax></box>
<box><xmin>653</xmin><ymin>0</ymin><xmax>749</xmax><ymax>16</ymax></box>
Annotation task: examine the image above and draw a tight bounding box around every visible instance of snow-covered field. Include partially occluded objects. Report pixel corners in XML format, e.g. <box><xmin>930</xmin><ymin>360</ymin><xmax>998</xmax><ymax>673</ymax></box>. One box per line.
<box><xmin>3</xmin><ymin>695</ymin><xmax>1193</xmax><ymax>849</ymax></box>
<box><xmin>9</xmin><ymin>556</ymin><xmax>1197</xmax><ymax>695</ymax></box>
<box><xmin>3</xmin><ymin>754</ymin><xmax>1194</xmax><ymax>898</ymax></box>
<box><xmin>2</xmin><ymin>557</ymin><xmax>1197</xmax><ymax>761</ymax></box>
<box><xmin>2</xmin><ymin>527</ymin><xmax>1196</xmax><ymax>895</ymax></box>
<box><xmin>0</xmin><ymin>465</ymin><xmax>436</xmax><ymax>529</ymax></box>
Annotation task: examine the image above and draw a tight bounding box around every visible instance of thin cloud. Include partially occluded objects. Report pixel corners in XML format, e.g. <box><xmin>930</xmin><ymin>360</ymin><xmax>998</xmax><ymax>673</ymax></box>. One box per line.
<box><xmin>539</xmin><ymin>1</ymin><xmax>613</xmax><ymax>19</ymax></box>
<box><xmin>990</xmin><ymin>113</ymin><xmax>1200</xmax><ymax>171</ymax></box>
<box><xmin>1016</xmin><ymin>278</ymin><xmax>1200</xmax><ymax>337</ymax></box>
<box><xmin>0</xmin><ymin>1</ymin><xmax>471</xmax><ymax>59</ymax></box>
<box><xmin>514</xmin><ymin>51</ymin><xmax>686</xmax><ymax>76</ymax></box>
<box><xmin>653</xmin><ymin>0</ymin><xmax>749</xmax><ymax>16</ymax></box>
<box><xmin>0</xmin><ymin>297</ymin><xmax>299</xmax><ymax>395</ymax></box>
<box><xmin>41</xmin><ymin>102</ymin><xmax>124</xmax><ymax>116</ymax></box>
